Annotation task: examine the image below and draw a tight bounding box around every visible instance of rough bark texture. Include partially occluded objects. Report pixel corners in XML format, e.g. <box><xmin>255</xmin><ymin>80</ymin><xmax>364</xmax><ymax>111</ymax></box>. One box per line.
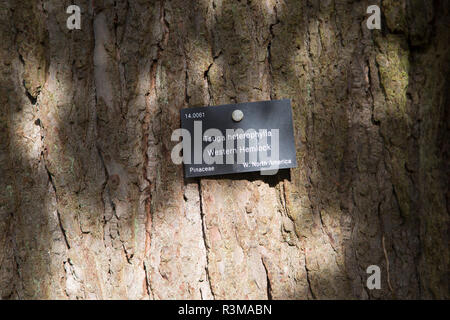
<box><xmin>0</xmin><ymin>0</ymin><xmax>448</xmax><ymax>299</ymax></box>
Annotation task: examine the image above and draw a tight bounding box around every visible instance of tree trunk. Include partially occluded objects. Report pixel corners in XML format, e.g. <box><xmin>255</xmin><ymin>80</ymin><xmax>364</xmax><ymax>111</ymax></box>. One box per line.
<box><xmin>0</xmin><ymin>0</ymin><xmax>448</xmax><ymax>299</ymax></box>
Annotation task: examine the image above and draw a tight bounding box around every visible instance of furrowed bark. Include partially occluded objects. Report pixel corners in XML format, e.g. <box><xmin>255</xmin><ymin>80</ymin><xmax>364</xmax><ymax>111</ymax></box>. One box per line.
<box><xmin>0</xmin><ymin>0</ymin><xmax>448</xmax><ymax>299</ymax></box>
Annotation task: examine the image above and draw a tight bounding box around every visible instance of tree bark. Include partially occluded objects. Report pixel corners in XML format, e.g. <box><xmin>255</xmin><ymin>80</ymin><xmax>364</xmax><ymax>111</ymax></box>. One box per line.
<box><xmin>0</xmin><ymin>0</ymin><xmax>448</xmax><ymax>299</ymax></box>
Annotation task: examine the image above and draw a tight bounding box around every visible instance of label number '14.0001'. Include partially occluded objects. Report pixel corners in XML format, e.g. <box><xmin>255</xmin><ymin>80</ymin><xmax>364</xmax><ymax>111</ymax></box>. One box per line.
<box><xmin>185</xmin><ymin>112</ymin><xmax>205</xmax><ymax>120</ymax></box>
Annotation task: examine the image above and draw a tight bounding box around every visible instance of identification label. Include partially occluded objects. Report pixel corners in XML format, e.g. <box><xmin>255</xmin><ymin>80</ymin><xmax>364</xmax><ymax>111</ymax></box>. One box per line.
<box><xmin>180</xmin><ymin>99</ymin><xmax>297</xmax><ymax>178</ymax></box>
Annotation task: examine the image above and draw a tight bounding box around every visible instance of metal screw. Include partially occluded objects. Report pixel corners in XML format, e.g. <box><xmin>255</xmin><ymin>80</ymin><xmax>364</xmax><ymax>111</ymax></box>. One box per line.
<box><xmin>232</xmin><ymin>109</ymin><xmax>244</xmax><ymax>122</ymax></box>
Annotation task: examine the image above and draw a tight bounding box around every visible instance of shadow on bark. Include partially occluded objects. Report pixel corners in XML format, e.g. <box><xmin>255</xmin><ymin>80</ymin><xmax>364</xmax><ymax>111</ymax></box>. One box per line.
<box><xmin>1</xmin><ymin>0</ymin><xmax>448</xmax><ymax>300</ymax></box>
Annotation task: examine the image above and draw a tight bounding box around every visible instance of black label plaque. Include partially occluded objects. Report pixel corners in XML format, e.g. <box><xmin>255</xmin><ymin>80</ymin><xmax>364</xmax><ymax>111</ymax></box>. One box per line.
<box><xmin>180</xmin><ymin>99</ymin><xmax>297</xmax><ymax>178</ymax></box>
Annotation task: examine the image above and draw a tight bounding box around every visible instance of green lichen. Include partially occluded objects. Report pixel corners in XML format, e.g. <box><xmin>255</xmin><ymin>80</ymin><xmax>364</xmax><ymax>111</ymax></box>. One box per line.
<box><xmin>375</xmin><ymin>34</ymin><xmax>410</xmax><ymax>116</ymax></box>
<box><xmin>375</xmin><ymin>33</ymin><xmax>412</xmax><ymax>219</ymax></box>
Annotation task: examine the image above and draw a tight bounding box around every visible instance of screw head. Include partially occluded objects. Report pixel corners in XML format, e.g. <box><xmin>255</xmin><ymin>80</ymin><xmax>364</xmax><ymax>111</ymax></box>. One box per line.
<box><xmin>232</xmin><ymin>109</ymin><xmax>244</xmax><ymax>122</ymax></box>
